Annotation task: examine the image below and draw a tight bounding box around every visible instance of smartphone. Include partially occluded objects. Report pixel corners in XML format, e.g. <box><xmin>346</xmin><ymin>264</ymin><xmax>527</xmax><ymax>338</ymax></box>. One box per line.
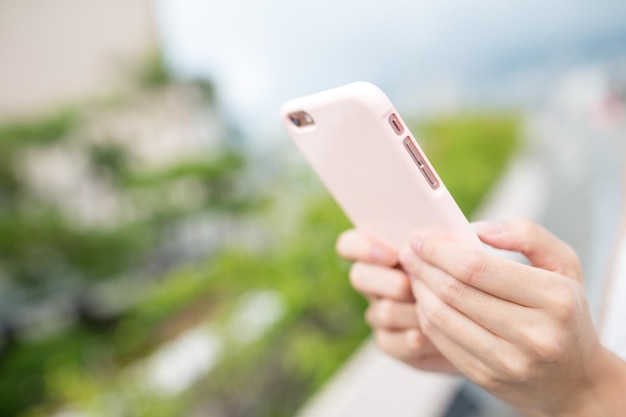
<box><xmin>280</xmin><ymin>82</ymin><xmax>478</xmax><ymax>250</ymax></box>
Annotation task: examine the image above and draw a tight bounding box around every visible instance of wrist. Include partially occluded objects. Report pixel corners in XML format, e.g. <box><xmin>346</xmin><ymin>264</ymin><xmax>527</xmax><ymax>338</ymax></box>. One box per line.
<box><xmin>552</xmin><ymin>344</ymin><xmax>626</xmax><ymax>417</ymax></box>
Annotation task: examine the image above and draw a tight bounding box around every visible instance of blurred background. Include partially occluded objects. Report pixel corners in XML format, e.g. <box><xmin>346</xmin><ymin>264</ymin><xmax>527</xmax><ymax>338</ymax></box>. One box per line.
<box><xmin>0</xmin><ymin>1</ymin><xmax>625</xmax><ymax>416</ymax></box>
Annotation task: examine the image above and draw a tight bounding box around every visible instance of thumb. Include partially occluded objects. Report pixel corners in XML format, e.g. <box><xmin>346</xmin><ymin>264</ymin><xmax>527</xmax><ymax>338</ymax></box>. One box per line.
<box><xmin>472</xmin><ymin>218</ymin><xmax>583</xmax><ymax>282</ymax></box>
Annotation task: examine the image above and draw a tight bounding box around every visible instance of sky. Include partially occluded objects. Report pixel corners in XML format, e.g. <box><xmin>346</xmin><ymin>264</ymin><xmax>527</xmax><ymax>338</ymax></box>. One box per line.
<box><xmin>153</xmin><ymin>0</ymin><xmax>626</xmax><ymax>142</ymax></box>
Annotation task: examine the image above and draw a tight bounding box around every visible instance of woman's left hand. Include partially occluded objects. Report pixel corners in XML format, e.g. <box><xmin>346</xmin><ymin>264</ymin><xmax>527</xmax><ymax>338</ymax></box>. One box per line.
<box><xmin>398</xmin><ymin>219</ymin><xmax>618</xmax><ymax>416</ymax></box>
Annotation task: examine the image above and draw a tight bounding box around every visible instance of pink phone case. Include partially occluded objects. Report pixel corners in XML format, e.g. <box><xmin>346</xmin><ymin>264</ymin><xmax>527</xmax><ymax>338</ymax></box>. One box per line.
<box><xmin>281</xmin><ymin>82</ymin><xmax>478</xmax><ymax>250</ymax></box>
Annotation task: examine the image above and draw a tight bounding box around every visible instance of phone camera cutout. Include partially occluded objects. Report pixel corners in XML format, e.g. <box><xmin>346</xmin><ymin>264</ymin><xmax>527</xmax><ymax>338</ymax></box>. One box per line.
<box><xmin>388</xmin><ymin>113</ymin><xmax>404</xmax><ymax>135</ymax></box>
<box><xmin>288</xmin><ymin>111</ymin><xmax>315</xmax><ymax>127</ymax></box>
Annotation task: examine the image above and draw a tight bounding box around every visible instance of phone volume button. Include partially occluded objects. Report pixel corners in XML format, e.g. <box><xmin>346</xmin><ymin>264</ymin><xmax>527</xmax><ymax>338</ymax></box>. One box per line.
<box><xmin>420</xmin><ymin>165</ymin><xmax>440</xmax><ymax>189</ymax></box>
<box><xmin>403</xmin><ymin>137</ymin><xmax>440</xmax><ymax>190</ymax></box>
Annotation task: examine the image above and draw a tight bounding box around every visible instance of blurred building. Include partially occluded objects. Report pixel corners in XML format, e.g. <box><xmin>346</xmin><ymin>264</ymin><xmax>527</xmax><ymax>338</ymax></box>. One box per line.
<box><xmin>0</xmin><ymin>0</ymin><xmax>230</xmax><ymax>231</ymax></box>
<box><xmin>0</xmin><ymin>0</ymin><xmax>156</xmax><ymax>120</ymax></box>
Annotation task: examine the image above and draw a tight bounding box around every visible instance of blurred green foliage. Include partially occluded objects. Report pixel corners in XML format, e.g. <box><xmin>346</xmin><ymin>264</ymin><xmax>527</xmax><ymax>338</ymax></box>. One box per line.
<box><xmin>0</xmin><ymin>111</ymin><xmax>78</xmax><ymax>208</ymax></box>
<box><xmin>0</xmin><ymin>106</ymin><xmax>519</xmax><ymax>417</ymax></box>
<box><xmin>0</xmin><ymin>80</ymin><xmax>261</xmax><ymax>415</ymax></box>
<box><xmin>138</xmin><ymin>50</ymin><xmax>173</xmax><ymax>90</ymax></box>
<box><xmin>413</xmin><ymin>112</ymin><xmax>519</xmax><ymax>217</ymax></box>
<box><xmin>192</xmin><ymin>112</ymin><xmax>521</xmax><ymax>417</ymax></box>
<box><xmin>200</xmin><ymin>197</ymin><xmax>364</xmax><ymax>416</ymax></box>
<box><xmin>0</xmin><ymin>111</ymin><xmax>78</xmax><ymax>147</ymax></box>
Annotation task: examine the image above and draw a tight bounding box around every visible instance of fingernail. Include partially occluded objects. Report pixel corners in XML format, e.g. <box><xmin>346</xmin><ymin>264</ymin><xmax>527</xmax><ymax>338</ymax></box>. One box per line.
<box><xmin>472</xmin><ymin>221</ymin><xmax>505</xmax><ymax>235</ymax></box>
<box><xmin>410</xmin><ymin>235</ymin><xmax>423</xmax><ymax>253</ymax></box>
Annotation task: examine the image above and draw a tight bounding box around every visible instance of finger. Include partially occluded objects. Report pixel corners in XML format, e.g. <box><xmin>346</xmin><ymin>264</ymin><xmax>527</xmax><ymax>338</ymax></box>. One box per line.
<box><xmin>350</xmin><ymin>262</ymin><xmax>414</xmax><ymax>301</ymax></box>
<box><xmin>374</xmin><ymin>328</ymin><xmax>439</xmax><ymax>361</ymax></box>
<box><xmin>408</xmin><ymin>254</ymin><xmax>533</xmax><ymax>343</ymax></box>
<box><xmin>405</xmin><ymin>352</ymin><xmax>459</xmax><ymax>374</ymax></box>
<box><xmin>401</xmin><ymin>237</ymin><xmax>558</xmax><ymax>308</ymax></box>
<box><xmin>472</xmin><ymin>219</ymin><xmax>582</xmax><ymax>281</ymax></box>
<box><xmin>413</xmin><ymin>280</ymin><xmax>518</xmax><ymax>383</ymax></box>
<box><xmin>366</xmin><ymin>299</ymin><xmax>420</xmax><ymax>329</ymax></box>
<box><xmin>336</xmin><ymin>229</ymin><xmax>397</xmax><ymax>266</ymax></box>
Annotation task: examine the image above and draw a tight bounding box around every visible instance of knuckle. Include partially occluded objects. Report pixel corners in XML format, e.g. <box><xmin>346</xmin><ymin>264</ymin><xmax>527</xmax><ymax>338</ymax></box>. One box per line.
<box><xmin>390</xmin><ymin>272</ymin><xmax>412</xmax><ymax>299</ymax></box>
<box><xmin>421</xmin><ymin>300</ymin><xmax>449</xmax><ymax>331</ymax></box>
<box><xmin>526</xmin><ymin>329</ymin><xmax>566</xmax><ymax>362</ymax></box>
<box><xmin>562</xmin><ymin>243</ymin><xmax>579</xmax><ymax>265</ymax></box>
<box><xmin>562</xmin><ymin>243</ymin><xmax>583</xmax><ymax>278</ymax></box>
<box><xmin>457</xmin><ymin>251</ymin><xmax>487</xmax><ymax>285</ymax></box>
<box><xmin>549</xmin><ymin>283</ymin><xmax>578</xmax><ymax>321</ymax></box>
<box><xmin>533</xmin><ymin>339</ymin><xmax>564</xmax><ymax>363</ymax></box>
<box><xmin>514</xmin><ymin>218</ymin><xmax>538</xmax><ymax>238</ymax></box>
<box><xmin>468</xmin><ymin>346</ymin><xmax>525</xmax><ymax>389</ymax></box>
<box><xmin>500</xmin><ymin>356</ymin><xmax>533</xmax><ymax>383</ymax></box>
<box><xmin>438</xmin><ymin>277</ymin><xmax>467</xmax><ymax>304</ymax></box>
<box><xmin>512</xmin><ymin>218</ymin><xmax>538</xmax><ymax>252</ymax></box>
<box><xmin>516</xmin><ymin>217</ymin><xmax>537</xmax><ymax>233</ymax></box>
<box><xmin>474</xmin><ymin>373</ymin><xmax>499</xmax><ymax>391</ymax></box>
<box><xmin>405</xmin><ymin>330</ymin><xmax>429</xmax><ymax>355</ymax></box>
<box><xmin>470</xmin><ymin>363</ymin><xmax>502</xmax><ymax>391</ymax></box>
<box><xmin>517</xmin><ymin>323</ymin><xmax>566</xmax><ymax>363</ymax></box>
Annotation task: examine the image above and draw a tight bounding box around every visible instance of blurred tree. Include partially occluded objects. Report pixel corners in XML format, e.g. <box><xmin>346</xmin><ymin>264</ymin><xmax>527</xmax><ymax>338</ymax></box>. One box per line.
<box><xmin>0</xmin><ymin>78</ymin><xmax>258</xmax><ymax>334</ymax></box>
<box><xmin>0</xmin><ymin>76</ymin><xmax>268</xmax><ymax>415</ymax></box>
<box><xmin>0</xmin><ymin>98</ymin><xmax>519</xmax><ymax>417</ymax></box>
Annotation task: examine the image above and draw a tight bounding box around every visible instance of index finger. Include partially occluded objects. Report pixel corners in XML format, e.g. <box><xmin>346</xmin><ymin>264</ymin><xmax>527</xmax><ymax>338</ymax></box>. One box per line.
<box><xmin>336</xmin><ymin>229</ymin><xmax>397</xmax><ymax>266</ymax></box>
<box><xmin>473</xmin><ymin>219</ymin><xmax>583</xmax><ymax>282</ymax></box>
<box><xmin>403</xmin><ymin>236</ymin><xmax>559</xmax><ymax>308</ymax></box>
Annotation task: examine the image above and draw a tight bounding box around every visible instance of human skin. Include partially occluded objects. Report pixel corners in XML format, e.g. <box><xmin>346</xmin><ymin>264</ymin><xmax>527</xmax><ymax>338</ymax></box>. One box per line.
<box><xmin>336</xmin><ymin>219</ymin><xmax>626</xmax><ymax>417</ymax></box>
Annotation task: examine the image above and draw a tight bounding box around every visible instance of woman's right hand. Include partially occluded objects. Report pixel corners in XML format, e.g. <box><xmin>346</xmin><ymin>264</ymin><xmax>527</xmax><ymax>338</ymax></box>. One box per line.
<box><xmin>336</xmin><ymin>229</ymin><xmax>458</xmax><ymax>373</ymax></box>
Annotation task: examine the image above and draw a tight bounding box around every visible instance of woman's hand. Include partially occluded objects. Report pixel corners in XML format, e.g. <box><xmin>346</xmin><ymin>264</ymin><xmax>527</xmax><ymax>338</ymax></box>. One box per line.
<box><xmin>336</xmin><ymin>230</ymin><xmax>457</xmax><ymax>373</ymax></box>
<box><xmin>399</xmin><ymin>219</ymin><xmax>626</xmax><ymax>416</ymax></box>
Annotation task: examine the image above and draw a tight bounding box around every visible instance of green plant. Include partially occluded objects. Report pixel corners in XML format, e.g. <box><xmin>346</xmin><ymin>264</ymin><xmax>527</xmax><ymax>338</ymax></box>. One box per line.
<box><xmin>138</xmin><ymin>50</ymin><xmax>172</xmax><ymax>89</ymax></box>
<box><xmin>412</xmin><ymin>112</ymin><xmax>519</xmax><ymax>216</ymax></box>
<box><xmin>0</xmin><ymin>89</ymin><xmax>257</xmax><ymax>416</ymax></box>
<box><xmin>0</xmin><ymin>111</ymin><xmax>520</xmax><ymax>417</ymax></box>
